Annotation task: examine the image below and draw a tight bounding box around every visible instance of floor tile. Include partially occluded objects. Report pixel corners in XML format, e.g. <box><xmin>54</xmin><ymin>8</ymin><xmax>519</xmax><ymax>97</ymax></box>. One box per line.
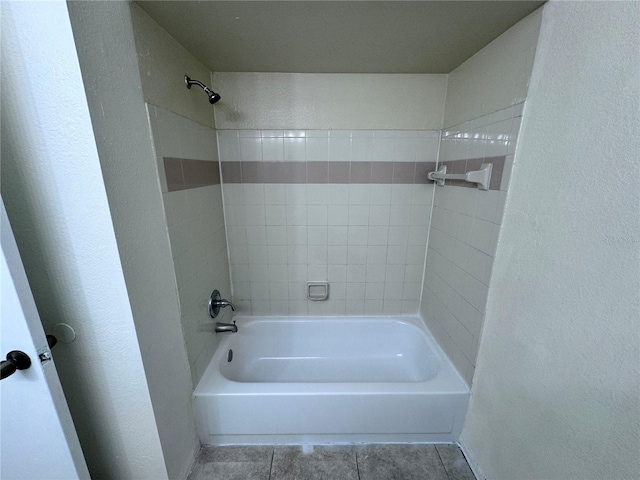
<box><xmin>271</xmin><ymin>445</ymin><xmax>358</xmax><ymax>480</ymax></box>
<box><xmin>356</xmin><ymin>444</ymin><xmax>449</xmax><ymax>480</ymax></box>
<box><xmin>273</xmin><ymin>445</ymin><xmax>356</xmax><ymax>463</ymax></box>
<box><xmin>198</xmin><ymin>445</ymin><xmax>274</xmax><ymax>463</ymax></box>
<box><xmin>187</xmin><ymin>461</ymin><xmax>270</xmax><ymax>480</ymax></box>
<box><xmin>186</xmin><ymin>443</ymin><xmax>475</xmax><ymax>480</ymax></box>
<box><xmin>187</xmin><ymin>446</ymin><xmax>273</xmax><ymax>480</ymax></box>
<box><xmin>435</xmin><ymin>444</ymin><xmax>475</xmax><ymax>480</ymax></box>
<box><xmin>271</xmin><ymin>459</ymin><xmax>359</xmax><ymax>480</ymax></box>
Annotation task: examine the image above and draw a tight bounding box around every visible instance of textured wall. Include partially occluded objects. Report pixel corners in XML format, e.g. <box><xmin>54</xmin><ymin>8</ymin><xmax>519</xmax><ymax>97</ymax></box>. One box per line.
<box><xmin>68</xmin><ymin>3</ymin><xmax>199</xmax><ymax>479</ymax></box>
<box><xmin>213</xmin><ymin>73</ymin><xmax>447</xmax><ymax>130</ymax></box>
<box><xmin>443</xmin><ymin>8</ymin><xmax>542</xmax><ymax>128</ymax></box>
<box><xmin>130</xmin><ymin>4</ymin><xmax>215</xmax><ymax>128</ymax></box>
<box><xmin>461</xmin><ymin>2</ymin><xmax>640</xmax><ymax>479</ymax></box>
<box><xmin>1</xmin><ymin>2</ymin><xmax>167</xmax><ymax>478</ymax></box>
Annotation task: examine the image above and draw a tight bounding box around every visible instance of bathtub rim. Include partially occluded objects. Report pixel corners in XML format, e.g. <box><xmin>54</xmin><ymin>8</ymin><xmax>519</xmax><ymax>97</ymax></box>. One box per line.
<box><xmin>218</xmin><ymin>314</ymin><xmax>442</xmax><ymax>384</ymax></box>
<box><xmin>194</xmin><ymin>314</ymin><xmax>469</xmax><ymax>396</ymax></box>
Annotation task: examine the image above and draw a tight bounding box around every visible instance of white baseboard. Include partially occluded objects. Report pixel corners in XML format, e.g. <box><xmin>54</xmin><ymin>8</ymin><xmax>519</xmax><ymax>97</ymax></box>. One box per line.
<box><xmin>458</xmin><ymin>438</ymin><xmax>485</xmax><ymax>480</ymax></box>
<box><xmin>181</xmin><ymin>441</ymin><xmax>201</xmax><ymax>480</ymax></box>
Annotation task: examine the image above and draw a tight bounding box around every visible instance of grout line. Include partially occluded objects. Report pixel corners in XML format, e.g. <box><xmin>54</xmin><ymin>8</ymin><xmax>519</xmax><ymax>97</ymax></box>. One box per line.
<box><xmin>355</xmin><ymin>451</ymin><xmax>361</xmax><ymax>480</ymax></box>
<box><xmin>434</xmin><ymin>444</ymin><xmax>453</xmax><ymax>480</ymax></box>
<box><xmin>418</xmin><ymin>129</ymin><xmax>442</xmax><ymax>308</ymax></box>
<box><xmin>268</xmin><ymin>447</ymin><xmax>275</xmax><ymax>480</ymax></box>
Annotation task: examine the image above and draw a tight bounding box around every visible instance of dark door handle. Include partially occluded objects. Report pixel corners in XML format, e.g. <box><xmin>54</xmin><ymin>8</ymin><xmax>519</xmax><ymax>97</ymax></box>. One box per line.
<box><xmin>1</xmin><ymin>351</ymin><xmax>32</xmax><ymax>380</ymax></box>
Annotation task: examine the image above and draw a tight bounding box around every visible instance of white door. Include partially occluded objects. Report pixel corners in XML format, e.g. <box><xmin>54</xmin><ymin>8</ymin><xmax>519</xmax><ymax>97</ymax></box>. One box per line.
<box><xmin>0</xmin><ymin>201</ymin><xmax>90</xmax><ymax>479</ymax></box>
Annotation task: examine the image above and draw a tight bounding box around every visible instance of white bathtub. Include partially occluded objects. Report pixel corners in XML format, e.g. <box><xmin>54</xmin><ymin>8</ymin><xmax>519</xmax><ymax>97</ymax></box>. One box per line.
<box><xmin>193</xmin><ymin>316</ymin><xmax>469</xmax><ymax>445</ymax></box>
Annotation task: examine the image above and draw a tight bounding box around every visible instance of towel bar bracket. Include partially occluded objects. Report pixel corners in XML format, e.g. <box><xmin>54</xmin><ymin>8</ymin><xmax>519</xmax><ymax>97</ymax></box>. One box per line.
<box><xmin>428</xmin><ymin>163</ymin><xmax>493</xmax><ymax>190</ymax></box>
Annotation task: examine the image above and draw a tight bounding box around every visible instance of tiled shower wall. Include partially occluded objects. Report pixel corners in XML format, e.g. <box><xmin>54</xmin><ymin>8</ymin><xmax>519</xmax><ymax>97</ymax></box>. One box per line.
<box><xmin>147</xmin><ymin>105</ymin><xmax>232</xmax><ymax>384</ymax></box>
<box><xmin>420</xmin><ymin>103</ymin><xmax>523</xmax><ymax>384</ymax></box>
<box><xmin>218</xmin><ymin>130</ymin><xmax>440</xmax><ymax>316</ymax></box>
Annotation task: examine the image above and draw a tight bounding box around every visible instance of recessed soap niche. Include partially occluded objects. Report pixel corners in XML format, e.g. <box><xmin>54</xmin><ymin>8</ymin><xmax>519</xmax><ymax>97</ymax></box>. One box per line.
<box><xmin>307</xmin><ymin>282</ymin><xmax>329</xmax><ymax>301</ymax></box>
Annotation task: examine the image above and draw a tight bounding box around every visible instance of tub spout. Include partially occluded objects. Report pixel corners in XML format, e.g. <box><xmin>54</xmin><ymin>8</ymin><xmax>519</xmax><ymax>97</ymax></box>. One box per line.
<box><xmin>214</xmin><ymin>321</ymin><xmax>237</xmax><ymax>333</ymax></box>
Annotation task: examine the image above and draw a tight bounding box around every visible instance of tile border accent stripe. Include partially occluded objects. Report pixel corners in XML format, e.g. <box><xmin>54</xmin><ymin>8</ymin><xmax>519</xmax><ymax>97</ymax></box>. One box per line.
<box><xmin>219</xmin><ymin>158</ymin><xmax>505</xmax><ymax>189</ymax></box>
<box><xmin>163</xmin><ymin>157</ymin><xmax>220</xmax><ymax>191</ymax></box>
<box><xmin>221</xmin><ymin>161</ymin><xmax>437</xmax><ymax>185</ymax></box>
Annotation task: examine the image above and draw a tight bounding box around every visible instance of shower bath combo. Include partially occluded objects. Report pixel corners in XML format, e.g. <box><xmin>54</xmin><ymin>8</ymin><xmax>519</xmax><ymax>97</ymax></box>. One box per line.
<box><xmin>179</xmin><ymin>73</ymin><xmax>471</xmax><ymax>445</ymax></box>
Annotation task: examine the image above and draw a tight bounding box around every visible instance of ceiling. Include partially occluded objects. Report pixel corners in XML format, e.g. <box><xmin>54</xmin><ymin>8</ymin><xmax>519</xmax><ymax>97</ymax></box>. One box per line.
<box><xmin>136</xmin><ymin>1</ymin><xmax>544</xmax><ymax>74</ymax></box>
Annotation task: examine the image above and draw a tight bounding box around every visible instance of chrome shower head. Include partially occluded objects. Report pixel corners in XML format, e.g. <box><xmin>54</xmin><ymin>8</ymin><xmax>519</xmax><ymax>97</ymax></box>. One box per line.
<box><xmin>208</xmin><ymin>91</ymin><xmax>221</xmax><ymax>105</ymax></box>
<box><xmin>185</xmin><ymin>75</ymin><xmax>221</xmax><ymax>105</ymax></box>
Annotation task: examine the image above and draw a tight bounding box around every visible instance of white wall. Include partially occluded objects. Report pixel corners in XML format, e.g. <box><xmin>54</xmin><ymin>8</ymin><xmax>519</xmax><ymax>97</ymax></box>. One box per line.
<box><xmin>219</xmin><ymin>129</ymin><xmax>439</xmax><ymax>316</ymax></box>
<box><xmin>420</xmin><ymin>104</ymin><xmax>524</xmax><ymax>385</ymax></box>
<box><xmin>148</xmin><ymin>105</ymin><xmax>233</xmax><ymax>384</ymax></box>
<box><xmin>131</xmin><ymin>4</ymin><xmax>215</xmax><ymax>128</ymax></box>
<box><xmin>419</xmin><ymin>7</ymin><xmax>542</xmax><ymax>385</ymax></box>
<box><xmin>213</xmin><ymin>73</ymin><xmax>447</xmax><ymax>130</ymax></box>
<box><xmin>461</xmin><ymin>2</ymin><xmax>640</xmax><ymax>479</ymax></box>
<box><xmin>68</xmin><ymin>3</ymin><xmax>198</xmax><ymax>479</ymax></box>
<box><xmin>0</xmin><ymin>2</ymin><xmax>167</xmax><ymax>478</ymax></box>
<box><xmin>443</xmin><ymin>8</ymin><xmax>542</xmax><ymax>128</ymax></box>
<box><xmin>129</xmin><ymin>2</ymin><xmax>233</xmax><ymax>386</ymax></box>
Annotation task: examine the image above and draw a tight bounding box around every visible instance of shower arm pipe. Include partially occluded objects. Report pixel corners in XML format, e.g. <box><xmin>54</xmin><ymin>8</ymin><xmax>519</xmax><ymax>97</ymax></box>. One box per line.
<box><xmin>185</xmin><ymin>76</ymin><xmax>211</xmax><ymax>94</ymax></box>
<box><xmin>184</xmin><ymin>75</ymin><xmax>221</xmax><ymax>104</ymax></box>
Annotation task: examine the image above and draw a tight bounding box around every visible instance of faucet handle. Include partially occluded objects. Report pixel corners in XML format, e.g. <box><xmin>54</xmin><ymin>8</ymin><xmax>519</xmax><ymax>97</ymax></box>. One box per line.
<box><xmin>208</xmin><ymin>290</ymin><xmax>221</xmax><ymax>318</ymax></box>
<box><xmin>217</xmin><ymin>299</ymin><xmax>236</xmax><ymax>312</ymax></box>
<box><xmin>209</xmin><ymin>290</ymin><xmax>236</xmax><ymax>318</ymax></box>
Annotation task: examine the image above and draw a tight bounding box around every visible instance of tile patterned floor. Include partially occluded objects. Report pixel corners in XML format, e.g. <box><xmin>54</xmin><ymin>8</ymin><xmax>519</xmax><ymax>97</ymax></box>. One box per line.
<box><xmin>187</xmin><ymin>444</ymin><xmax>475</xmax><ymax>480</ymax></box>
